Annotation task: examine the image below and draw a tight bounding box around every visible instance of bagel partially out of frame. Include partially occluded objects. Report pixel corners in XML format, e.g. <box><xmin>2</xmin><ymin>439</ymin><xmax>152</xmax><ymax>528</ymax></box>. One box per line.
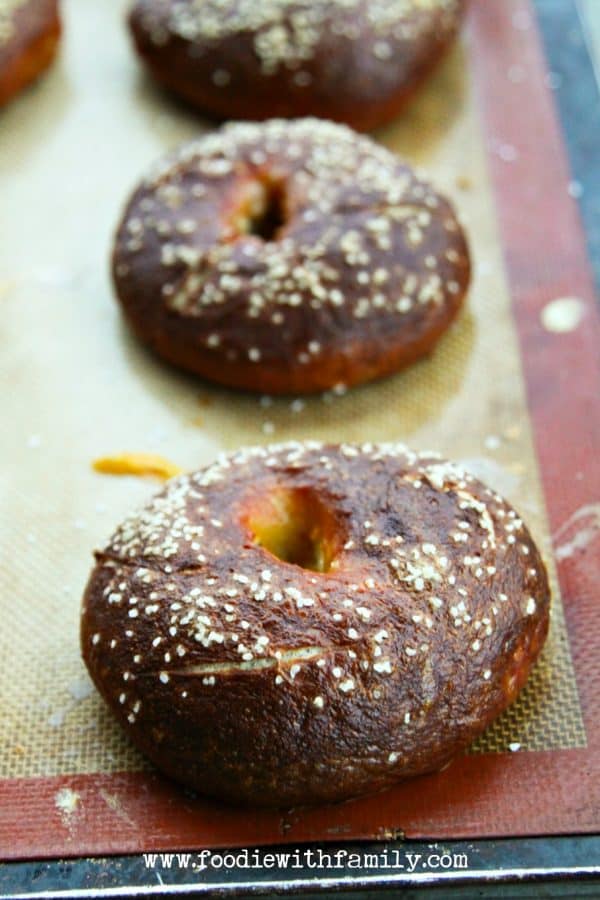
<box><xmin>128</xmin><ymin>0</ymin><xmax>466</xmax><ymax>132</ymax></box>
<box><xmin>0</xmin><ymin>0</ymin><xmax>60</xmax><ymax>107</ymax></box>
<box><xmin>82</xmin><ymin>442</ymin><xmax>550</xmax><ymax>807</ymax></box>
<box><xmin>112</xmin><ymin>118</ymin><xmax>470</xmax><ymax>395</ymax></box>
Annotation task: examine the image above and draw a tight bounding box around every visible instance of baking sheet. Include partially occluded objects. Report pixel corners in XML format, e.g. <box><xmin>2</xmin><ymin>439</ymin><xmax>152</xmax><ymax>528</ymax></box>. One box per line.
<box><xmin>0</xmin><ymin>0</ymin><xmax>598</xmax><ymax>860</ymax></box>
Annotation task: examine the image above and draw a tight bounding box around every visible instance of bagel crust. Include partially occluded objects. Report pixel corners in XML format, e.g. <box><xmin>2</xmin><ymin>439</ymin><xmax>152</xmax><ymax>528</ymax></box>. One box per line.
<box><xmin>112</xmin><ymin>119</ymin><xmax>470</xmax><ymax>394</ymax></box>
<box><xmin>128</xmin><ymin>0</ymin><xmax>465</xmax><ymax>131</ymax></box>
<box><xmin>0</xmin><ymin>0</ymin><xmax>60</xmax><ymax>106</ymax></box>
<box><xmin>82</xmin><ymin>442</ymin><xmax>550</xmax><ymax>807</ymax></box>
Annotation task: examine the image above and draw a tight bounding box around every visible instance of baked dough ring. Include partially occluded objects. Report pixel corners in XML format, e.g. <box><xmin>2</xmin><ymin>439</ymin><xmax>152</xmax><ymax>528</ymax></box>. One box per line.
<box><xmin>112</xmin><ymin>119</ymin><xmax>470</xmax><ymax>394</ymax></box>
<box><xmin>0</xmin><ymin>0</ymin><xmax>60</xmax><ymax>107</ymax></box>
<box><xmin>128</xmin><ymin>0</ymin><xmax>466</xmax><ymax>131</ymax></box>
<box><xmin>82</xmin><ymin>442</ymin><xmax>550</xmax><ymax>807</ymax></box>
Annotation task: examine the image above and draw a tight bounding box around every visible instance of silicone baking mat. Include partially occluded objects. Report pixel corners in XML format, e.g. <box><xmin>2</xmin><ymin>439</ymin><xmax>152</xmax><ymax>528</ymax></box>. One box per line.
<box><xmin>0</xmin><ymin>0</ymin><xmax>598</xmax><ymax>860</ymax></box>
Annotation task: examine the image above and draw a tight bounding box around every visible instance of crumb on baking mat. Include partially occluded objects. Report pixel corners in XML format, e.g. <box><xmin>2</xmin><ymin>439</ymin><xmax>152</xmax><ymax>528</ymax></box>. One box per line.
<box><xmin>55</xmin><ymin>787</ymin><xmax>81</xmax><ymax>831</ymax></box>
<box><xmin>92</xmin><ymin>453</ymin><xmax>183</xmax><ymax>480</ymax></box>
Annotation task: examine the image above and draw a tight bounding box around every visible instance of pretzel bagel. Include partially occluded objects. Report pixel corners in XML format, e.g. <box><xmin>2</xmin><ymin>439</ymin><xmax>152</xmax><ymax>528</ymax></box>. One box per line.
<box><xmin>0</xmin><ymin>0</ymin><xmax>60</xmax><ymax>106</ymax></box>
<box><xmin>112</xmin><ymin>119</ymin><xmax>470</xmax><ymax>394</ymax></box>
<box><xmin>128</xmin><ymin>0</ymin><xmax>466</xmax><ymax>131</ymax></box>
<box><xmin>82</xmin><ymin>442</ymin><xmax>550</xmax><ymax>807</ymax></box>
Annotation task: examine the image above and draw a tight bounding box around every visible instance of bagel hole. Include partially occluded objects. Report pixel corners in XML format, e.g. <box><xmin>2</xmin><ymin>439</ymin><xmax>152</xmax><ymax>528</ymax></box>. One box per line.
<box><xmin>235</xmin><ymin>177</ymin><xmax>287</xmax><ymax>242</ymax></box>
<box><xmin>243</xmin><ymin>487</ymin><xmax>340</xmax><ymax>573</ymax></box>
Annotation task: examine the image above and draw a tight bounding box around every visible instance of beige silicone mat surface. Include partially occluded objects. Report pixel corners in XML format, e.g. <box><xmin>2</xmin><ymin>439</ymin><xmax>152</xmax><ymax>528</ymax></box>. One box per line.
<box><xmin>0</xmin><ymin>0</ymin><xmax>586</xmax><ymax>781</ymax></box>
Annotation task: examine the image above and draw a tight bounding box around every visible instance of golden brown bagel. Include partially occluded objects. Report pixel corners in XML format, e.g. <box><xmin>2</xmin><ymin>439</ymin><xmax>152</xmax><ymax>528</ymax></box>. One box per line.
<box><xmin>0</xmin><ymin>0</ymin><xmax>60</xmax><ymax>107</ymax></box>
<box><xmin>112</xmin><ymin>119</ymin><xmax>470</xmax><ymax>395</ymax></box>
<box><xmin>128</xmin><ymin>0</ymin><xmax>466</xmax><ymax>132</ymax></box>
<box><xmin>82</xmin><ymin>442</ymin><xmax>550</xmax><ymax>807</ymax></box>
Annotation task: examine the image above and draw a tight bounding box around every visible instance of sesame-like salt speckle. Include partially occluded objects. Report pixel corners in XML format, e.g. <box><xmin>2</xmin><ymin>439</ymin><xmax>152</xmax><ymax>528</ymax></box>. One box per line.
<box><xmin>0</xmin><ymin>0</ymin><xmax>29</xmax><ymax>46</ymax></box>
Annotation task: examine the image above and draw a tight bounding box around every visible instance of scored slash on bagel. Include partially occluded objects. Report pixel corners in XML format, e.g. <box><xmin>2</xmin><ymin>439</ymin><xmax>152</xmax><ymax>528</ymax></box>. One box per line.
<box><xmin>127</xmin><ymin>0</ymin><xmax>466</xmax><ymax>132</ymax></box>
<box><xmin>0</xmin><ymin>0</ymin><xmax>61</xmax><ymax>107</ymax></box>
<box><xmin>81</xmin><ymin>442</ymin><xmax>550</xmax><ymax>807</ymax></box>
<box><xmin>112</xmin><ymin>118</ymin><xmax>471</xmax><ymax>394</ymax></box>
